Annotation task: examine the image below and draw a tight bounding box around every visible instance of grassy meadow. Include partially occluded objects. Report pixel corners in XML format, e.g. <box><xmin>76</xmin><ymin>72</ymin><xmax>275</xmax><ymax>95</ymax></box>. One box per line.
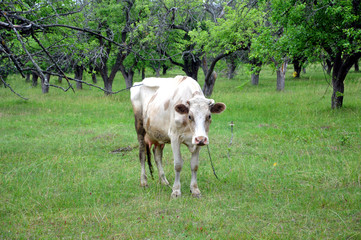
<box><xmin>1</xmin><ymin>65</ymin><xmax>361</xmax><ymax>239</ymax></box>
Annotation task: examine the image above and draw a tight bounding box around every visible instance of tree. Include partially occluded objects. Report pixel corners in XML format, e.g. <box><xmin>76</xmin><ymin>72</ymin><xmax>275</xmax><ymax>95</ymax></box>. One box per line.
<box><xmin>189</xmin><ymin>1</ymin><xmax>260</xmax><ymax>95</ymax></box>
<box><xmin>0</xmin><ymin>0</ymin><xmax>93</xmax><ymax>94</ymax></box>
<box><xmin>250</xmin><ymin>11</ymin><xmax>291</xmax><ymax>91</ymax></box>
<box><xmin>0</xmin><ymin>0</ymin><xmax>152</xmax><ymax>96</ymax></box>
<box><xmin>141</xmin><ymin>0</ymin><xmax>207</xmax><ymax>80</ymax></box>
<box><xmin>81</xmin><ymin>0</ymin><xmax>150</xmax><ymax>93</ymax></box>
<box><xmin>264</xmin><ymin>0</ymin><xmax>361</xmax><ymax>108</ymax></box>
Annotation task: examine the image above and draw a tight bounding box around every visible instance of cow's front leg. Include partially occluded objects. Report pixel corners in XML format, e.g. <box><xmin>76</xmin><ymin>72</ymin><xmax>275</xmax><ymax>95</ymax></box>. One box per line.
<box><xmin>190</xmin><ymin>147</ymin><xmax>201</xmax><ymax>198</ymax></box>
<box><xmin>171</xmin><ymin>139</ymin><xmax>183</xmax><ymax>198</ymax></box>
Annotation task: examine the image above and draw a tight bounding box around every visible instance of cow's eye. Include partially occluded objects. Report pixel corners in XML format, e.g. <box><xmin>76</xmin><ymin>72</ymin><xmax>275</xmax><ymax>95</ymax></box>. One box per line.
<box><xmin>188</xmin><ymin>115</ymin><xmax>192</xmax><ymax>121</ymax></box>
<box><xmin>208</xmin><ymin>115</ymin><xmax>212</xmax><ymax>120</ymax></box>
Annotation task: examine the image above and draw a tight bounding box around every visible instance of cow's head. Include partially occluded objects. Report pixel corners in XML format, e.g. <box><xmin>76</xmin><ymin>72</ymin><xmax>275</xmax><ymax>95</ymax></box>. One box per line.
<box><xmin>175</xmin><ymin>97</ymin><xmax>226</xmax><ymax>146</ymax></box>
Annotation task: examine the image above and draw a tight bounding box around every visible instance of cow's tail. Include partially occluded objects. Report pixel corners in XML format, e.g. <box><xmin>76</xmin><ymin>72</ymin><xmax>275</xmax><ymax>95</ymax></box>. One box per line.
<box><xmin>146</xmin><ymin>144</ymin><xmax>154</xmax><ymax>179</ymax></box>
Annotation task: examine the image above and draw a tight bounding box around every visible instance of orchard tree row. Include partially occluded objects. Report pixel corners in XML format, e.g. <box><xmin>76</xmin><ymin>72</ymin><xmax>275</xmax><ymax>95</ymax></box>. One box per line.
<box><xmin>1</xmin><ymin>0</ymin><xmax>360</xmax><ymax>108</ymax></box>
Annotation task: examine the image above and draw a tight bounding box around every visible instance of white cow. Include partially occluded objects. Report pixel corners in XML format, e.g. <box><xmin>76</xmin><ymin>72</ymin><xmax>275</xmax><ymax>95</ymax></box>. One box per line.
<box><xmin>130</xmin><ymin>76</ymin><xmax>226</xmax><ymax>198</ymax></box>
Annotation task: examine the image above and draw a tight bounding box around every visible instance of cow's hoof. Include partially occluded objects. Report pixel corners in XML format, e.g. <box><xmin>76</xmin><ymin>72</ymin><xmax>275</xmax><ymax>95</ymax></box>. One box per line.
<box><xmin>161</xmin><ymin>179</ymin><xmax>169</xmax><ymax>186</ymax></box>
<box><xmin>160</xmin><ymin>175</ymin><xmax>169</xmax><ymax>185</ymax></box>
<box><xmin>191</xmin><ymin>189</ymin><xmax>201</xmax><ymax>198</ymax></box>
<box><xmin>171</xmin><ymin>190</ymin><xmax>181</xmax><ymax>198</ymax></box>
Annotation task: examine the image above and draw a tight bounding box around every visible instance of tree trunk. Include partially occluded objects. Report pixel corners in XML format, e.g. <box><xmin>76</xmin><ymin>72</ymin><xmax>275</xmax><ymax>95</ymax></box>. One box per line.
<box><xmin>74</xmin><ymin>65</ymin><xmax>84</xmax><ymax>90</ymax></box>
<box><xmin>183</xmin><ymin>52</ymin><xmax>201</xmax><ymax>80</ymax></box>
<box><xmin>251</xmin><ymin>62</ymin><xmax>262</xmax><ymax>85</ymax></box>
<box><xmin>325</xmin><ymin>59</ymin><xmax>333</xmax><ymax>75</ymax></box>
<box><xmin>331</xmin><ymin>52</ymin><xmax>360</xmax><ymax>109</ymax></box>
<box><xmin>25</xmin><ymin>73</ymin><xmax>31</xmax><ymax>83</ymax></box>
<box><xmin>293</xmin><ymin>59</ymin><xmax>302</xmax><ymax>78</ymax></box>
<box><xmin>92</xmin><ymin>73</ymin><xmax>97</xmax><ymax>83</ymax></box>
<box><xmin>104</xmin><ymin>79</ymin><xmax>113</xmax><ymax>94</ymax></box>
<box><xmin>155</xmin><ymin>67</ymin><xmax>160</xmax><ymax>77</ymax></box>
<box><xmin>99</xmin><ymin>64</ymin><xmax>111</xmax><ymax>95</ymax></box>
<box><xmin>227</xmin><ymin>58</ymin><xmax>237</xmax><ymax>79</ymax></box>
<box><xmin>99</xmin><ymin>51</ymin><xmax>124</xmax><ymax>95</ymax></box>
<box><xmin>141</xmin><ymin>68</ymin><xmax>145</xmax><ymax>80</ymax></box>
<box><xmin>276</xmin><ymin>61</ymin><xmax>288</xmax><ymax>91</ymax></box>
<box><xmin>355</xmin><ymin>60</ymin><xmax>359</xmax><ymax>72</ymax></box>
<box><xmin>32</xmin><ymin>71</ymin><xmax>38</xmax><ymax>87</ymax></box>
<box><xmin>41</xmin><ymin>73</ymin><xmax>50</xmax><ymax>93</ymax></box>
<box><xmin>202</xmin><ymin>52</ymin><xmax>231</xmax><ymax>97</ymax></box>
<box><xmin>120</xmin><ymin>63</ymin><xmax>134</xmax><ymax>89</ymax></box>
<box><xmin>251</xmin><ymin>71</ymin><xmax>260</xmax><ymax>85</ymax></box>
<box><xmin>100</xmin><ymin>71</ymin><xmax>112</xmax><ymax>95</ymax></box>
<box><xmin>201</xmin><ymin>56</ymin><xmax>217</xmax><ymax>97</ymax></box>
<box><xmin>203</xmin><ymin>72</ymin><xmax>217</xmax><ymax>97</ymax></box>
<box><xmin>162</xmin><ymin>65</ymin><xmax>168</xmax><ymax>75</ymax></box>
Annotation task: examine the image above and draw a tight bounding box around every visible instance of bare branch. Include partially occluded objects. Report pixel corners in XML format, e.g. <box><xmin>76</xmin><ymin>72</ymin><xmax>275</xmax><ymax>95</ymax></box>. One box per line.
<box><xmin>42</xmin><ymin>71</ymin><xmax>113</xmax><ymax>94</ymax></box>
<box><xmin>0</xmin><ymin>35</ymin><xmax>26</xmax><ymax>77</ymax></box>
<box><xmin>31</xmin><ymin>32</ymin><xmax>75</xmax><ymax>93</ymax></box>
<box><xmin>1</xmin><ymin>76</ymin><xmax>29</xmax><ymax>100</ymax></box>
<box><xmin>204</xmin><ymin>52</ymin><xmax>232</xmax><ymax>83</ymax></box>
<box><xmin>0</xmin><ymin>10</ymin><xmax>47</xmax><ymax>82</ymax></box>
<box><xmin>42</xmin><ymin>24</ymin><xmax>126</xmax><ymax>48</ymax></box>
<box><xmin>0</xmin><ymin>21</ymin><xmax>32</xmax><ymax>31</ymax></box>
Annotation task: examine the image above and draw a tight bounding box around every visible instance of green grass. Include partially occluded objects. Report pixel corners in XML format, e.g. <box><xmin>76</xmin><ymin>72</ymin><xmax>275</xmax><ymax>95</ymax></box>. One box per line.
<box><xmin>1</xmin><ymin>65</ymin><xmax>361</xmax><ymax>239</ymax></box>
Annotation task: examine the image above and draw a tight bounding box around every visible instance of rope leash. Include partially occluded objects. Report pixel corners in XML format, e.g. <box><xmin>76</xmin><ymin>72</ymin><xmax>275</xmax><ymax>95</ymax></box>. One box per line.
<box><xmin>207</xmin><ymin>121</ymin><xmax>234</xmax><ymax>180</ymax></box>
<box><xmin>207</xmin><ymin>144</ymin><xmax>219</xmax><ymax>180</ymax></box>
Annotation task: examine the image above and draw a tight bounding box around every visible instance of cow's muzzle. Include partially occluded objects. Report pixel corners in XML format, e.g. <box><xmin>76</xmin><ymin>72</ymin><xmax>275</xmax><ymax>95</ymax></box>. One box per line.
<box><xmin>194</xmin><ymin>136</ymin><xmax>208</xmax><ymax>146</ymax></box>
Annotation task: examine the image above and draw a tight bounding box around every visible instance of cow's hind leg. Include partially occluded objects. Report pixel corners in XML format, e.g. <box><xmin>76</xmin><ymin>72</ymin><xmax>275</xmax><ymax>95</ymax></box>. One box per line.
<box><xmin>135</xmin><ymin>115</ymin><xmax>148</xmax><ymax>187</ymax></box>
<box><xmin>138</xmin><ymin>136</ymin><xmax>148</xmax><ymax>187</ymax></box>
<box><xmin>153</xmin><ymin>145</ymin><xmax>169</xmax><ymax>185</ymax></box>
<box><xmin>146</xmin><ymin>144</ymin><xmax>154</xmax><ymax>179</ymax></box>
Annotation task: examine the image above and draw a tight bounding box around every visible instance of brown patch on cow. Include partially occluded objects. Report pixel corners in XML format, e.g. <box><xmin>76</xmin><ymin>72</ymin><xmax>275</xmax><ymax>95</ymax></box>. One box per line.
<box><xmin>164</xmin><ymin>100</ymin><xmax>170</xmax><ymax>111</ymax></box>
<box><xmin>146</xmin><ymin>118</ymin><xmax>150</xmax><ymax>130</ymax></box>
<box><xmin>134</xmin><ymin>113</ymin><xmax>145</xmax><ymax>135</ymax></box>
<box><xmin>192</xmin><ymin>165</ymin><xmax>198</xmax><ymax>172</ymax></box>
<box><xmin>191</xmin><ymin>183</ymin><xmax>198</xmax><ymax>189</ymax></box>
<box><xmin>172</xmin><ymin>88</ymin><xmax>179</xmax><ymax>100</ymax></box>
<box><xmin>177</xmin><ymin>76</ymin><xmax>187</xmax><ymax>84</ymax></box>
<box><xmin>149</xmin><ymin>93</ymin><xmax>158</xmax><ymax>104</ymax></box>
<box><xmin>153</xmin><ymin>130</ymin><xmax>170</xmax><ymax>143</ymax></box>
<box><xmin>192</xmin><ymin>91</ymin><xmax>202</xmax><ymax>97</ymax></box>
<box><xmin>182</xmin><ymin>119</ymin><xmax>188</xmax><ymax>127</ymax></box>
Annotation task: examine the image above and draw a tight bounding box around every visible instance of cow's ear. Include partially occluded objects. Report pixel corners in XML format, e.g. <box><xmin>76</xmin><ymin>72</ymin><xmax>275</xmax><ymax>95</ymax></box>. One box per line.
<box><xmin>210</xmin><ymin>102</ymin><xmax>226</xmax><ymax>114</ymax></box>
<box><xmin>175</xmin><ymin>104</ymin><xmax>189</xmax><ymax>114</ymax></box>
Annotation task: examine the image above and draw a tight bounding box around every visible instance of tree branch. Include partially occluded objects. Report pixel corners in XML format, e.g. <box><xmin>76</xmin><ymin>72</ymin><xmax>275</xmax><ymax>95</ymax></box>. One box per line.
<box><xmin>42</xmin><ymin>24</ymin><xmax>126</xmax><ymax>48</ymax></box>
<box><xmin>164</xmin><ymin>51</ymin><xmax>185</xmax><ymax>68</ymax></box>
<box><xmin>1</xmin><ymin>76</ymin><xmax>29</xmax><ymax>100</ymax></box>
<box><xmin>0</xmin><ymin>10</ymin><xmax>47</xmax><ymax>81</ymax></box>
<box><xmin>204</xmin><ymin>52</ymin><xmax>232</xmax><ymax>84</ymax></box>
<box><xmin>31</xmin><ymin>32</ymin><xmax>75</xmax><ymax>93</ymax></box>
<box><xmin>0</xmin><ymin>35</ymin><xmax>26</xmax><ymax>77</ymax></box>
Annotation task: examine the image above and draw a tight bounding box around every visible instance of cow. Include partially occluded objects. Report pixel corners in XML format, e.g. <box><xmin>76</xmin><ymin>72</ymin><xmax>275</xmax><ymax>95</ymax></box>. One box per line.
<box><xmin>130</xmin><ymin>76</ymin><xmax>226</xmax><ymax>198</ymax></box>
